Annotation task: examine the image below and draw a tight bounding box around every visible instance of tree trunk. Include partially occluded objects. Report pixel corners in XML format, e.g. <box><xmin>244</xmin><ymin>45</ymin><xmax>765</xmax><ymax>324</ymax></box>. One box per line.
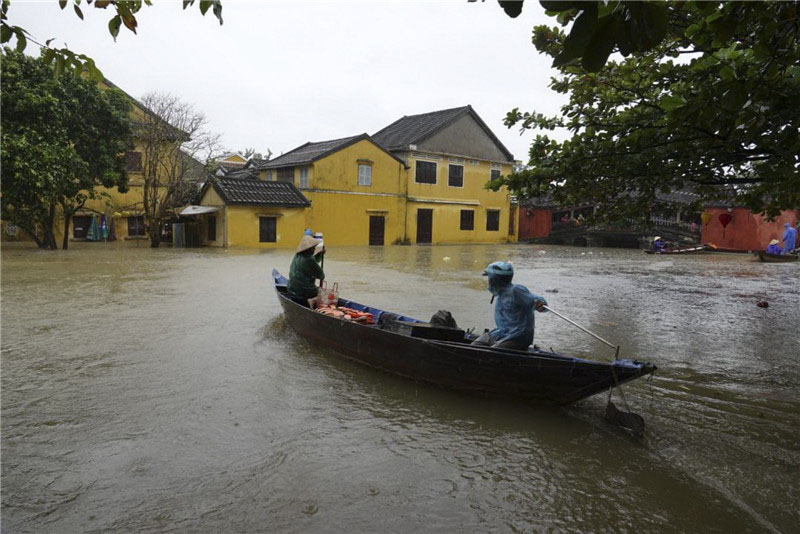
<box><xmin>41</xmin><ymin>204</ymin><xmax>58</xmax><ymax>250</ymax></box>
<box><xmin>148</xmin><ymin>224</ymin><xmax>161</xmax><ymax>248</ymax></box>
<box><xmin>26</xmin><ymin>228</ymin><xmax>45</xmax><ymax>249</ymax></box>
<box><xmin>62</xmin><ymin>212</ymin><xmax>72</xmax><ymax>250</ymax></box>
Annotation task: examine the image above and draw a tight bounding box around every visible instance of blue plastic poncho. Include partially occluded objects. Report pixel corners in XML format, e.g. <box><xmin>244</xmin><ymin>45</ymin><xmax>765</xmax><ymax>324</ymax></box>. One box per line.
<box><xmin>487</xmin><ymin>270</ymin><xmax>547</xmax><ymax>347</ymax></box>
<box><xmin>782</xmin><ymin>224</ymin><xmax>797</xmax><ymax>253</ymax></box>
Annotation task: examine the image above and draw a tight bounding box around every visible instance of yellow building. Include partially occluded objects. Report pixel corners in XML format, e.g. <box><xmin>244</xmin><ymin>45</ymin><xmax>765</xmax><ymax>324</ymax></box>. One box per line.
<box><xmin>258</xmin><ymin>134</ymin><xmax>409</xmax><ymax>246</ymax></box>
<box><xmin>372</xmin><ymin>105</ymin><xmax>517</xmax><ymax>244</ymax></box>
<box><xmin>192</xmin><ymin>179</ymin><xmax>310</xmax><ymax>248</ymax></box>
<box><xmin>211</xmin><ymin>105</ymin><xmax>516</xmax><ymax>248</ymax></box>
<box><xmin>65</xmin><ymin>80</ymin><xmax>205</xmax><ymax>245</ymax></box>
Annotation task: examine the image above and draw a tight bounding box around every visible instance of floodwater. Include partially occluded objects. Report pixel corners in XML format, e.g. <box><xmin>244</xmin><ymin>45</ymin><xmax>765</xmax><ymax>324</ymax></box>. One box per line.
<box><xmin>1</xmin><ymin>242</ymin><xmax>798</xmax><ymax>533</ymax></box>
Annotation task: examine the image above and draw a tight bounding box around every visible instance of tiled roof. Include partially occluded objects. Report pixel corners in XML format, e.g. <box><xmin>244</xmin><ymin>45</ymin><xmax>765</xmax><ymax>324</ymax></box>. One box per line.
<box><xmin>209</xmin><ymin>179</ymin><xmax>310</xmax><ymax>207</ymax></box>
<box><xmin>261</xmin><ymin>135</ymin><xmax>366</xmax><ymax>169</ymax></box>
<box><xmin>371</xmin><ymin>105</ymin><xmax>515</xmax><ymax>162</ymax></box>
<box><xmin>248</xmin><ymin>158</ymin><xmax>271</xmax><ymax>169</ymax></box>
<box><xmin>223</xmin><ymin>167</ymin><xmax>260</xmax><ymax>180</ymax></box>
<box><xmin>372</xmin><ymin>106</ymin><xmax>469</xmax><ymax>150</ymax></box>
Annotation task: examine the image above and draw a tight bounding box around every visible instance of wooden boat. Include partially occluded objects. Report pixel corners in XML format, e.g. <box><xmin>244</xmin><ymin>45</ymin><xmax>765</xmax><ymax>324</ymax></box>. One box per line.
<box><xmin>753</xmin><ymin>251</ymin><xmax>799</xmax><ymax>263</ymax></box>
<box><xmin>273</xmin><ymin>269</ymin><xmax>656</xmax><ymax>405</ymax></box>
<box><xmin>644</xmin><ymin>244</ymin><xmax>710</xmax><ymax>255</ymax></box>
<box><xmin>643</xmin><ymin>243</ymin><xmax>752</xmax><ymax>255</ymax></box>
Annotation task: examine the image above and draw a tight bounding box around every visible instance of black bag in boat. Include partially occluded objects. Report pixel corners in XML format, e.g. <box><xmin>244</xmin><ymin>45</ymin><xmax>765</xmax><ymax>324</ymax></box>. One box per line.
<box><xmin>379</xmin><ymin>311</ymin><xmax>465</xmax><ymax>343</ymax></box>
<box><xmin>429</xmin><ymin>310</ymin><xmax>458</xmax><ymax>328</ymax></box>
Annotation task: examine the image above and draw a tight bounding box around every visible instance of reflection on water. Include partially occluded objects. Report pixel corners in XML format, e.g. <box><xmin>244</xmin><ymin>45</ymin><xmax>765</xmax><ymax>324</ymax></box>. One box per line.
<box><xmin>2</xmin><ymin>242</ymin><xmax>798</xmax><ymax>533</ymax></box>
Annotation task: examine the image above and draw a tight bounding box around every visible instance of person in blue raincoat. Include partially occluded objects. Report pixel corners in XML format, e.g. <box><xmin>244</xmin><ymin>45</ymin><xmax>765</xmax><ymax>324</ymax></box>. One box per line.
<box><xmin>472</xmin><ymin>261</ymin><xmax>548</xmax><ymax>351</ymax></box>
<box><xmin>781</xmin><ymin>223</ymin><xmax>797</xmax><ymax>254</ymax></box>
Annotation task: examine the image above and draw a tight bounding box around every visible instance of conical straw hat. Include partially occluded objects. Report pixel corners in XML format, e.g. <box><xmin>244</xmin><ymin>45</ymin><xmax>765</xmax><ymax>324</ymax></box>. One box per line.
<box><xmin>296</xmin><ymin>235</ymin><xmax>322</xmax><ymax>253</ymax></box>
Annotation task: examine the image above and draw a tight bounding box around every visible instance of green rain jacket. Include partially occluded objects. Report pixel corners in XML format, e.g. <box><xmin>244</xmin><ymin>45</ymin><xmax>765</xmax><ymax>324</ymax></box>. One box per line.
<box><xmin>287</xmin><ymin>253</ymin><xmax>325</xmax><ymax>298</ymax></box>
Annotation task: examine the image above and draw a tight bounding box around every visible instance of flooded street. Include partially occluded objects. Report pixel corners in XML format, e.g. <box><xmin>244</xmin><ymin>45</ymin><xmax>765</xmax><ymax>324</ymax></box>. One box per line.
<box><xmin>2</xmin><ymin>243</ymin><xmax>798</xmax><ymax>533</ymax></box>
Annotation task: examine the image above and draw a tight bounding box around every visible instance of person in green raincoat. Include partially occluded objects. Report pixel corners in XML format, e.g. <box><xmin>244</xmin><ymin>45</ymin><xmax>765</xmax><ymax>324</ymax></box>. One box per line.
<box><xmin>288</xmin><ymin>234</ymin><xmax>326</xmax><ymax>307</ymax></box>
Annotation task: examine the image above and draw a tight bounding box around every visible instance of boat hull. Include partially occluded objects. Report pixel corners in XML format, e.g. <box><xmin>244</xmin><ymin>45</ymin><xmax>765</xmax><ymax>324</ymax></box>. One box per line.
<box><xmin>753</xmin><ymin>251</ymin><xmax>799</xmax><ymax>262</ymax></box>
<box><xmin>273</xmin><ymin>270</ymin><xmax>655</xmax><ymax>405</ymax></box>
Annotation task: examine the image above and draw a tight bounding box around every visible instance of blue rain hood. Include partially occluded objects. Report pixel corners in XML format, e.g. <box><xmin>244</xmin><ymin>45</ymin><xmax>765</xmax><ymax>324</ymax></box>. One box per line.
<box><xmin>483</xmin><ymin>261</ymin><xmax>514</xmax><ymax>296</ymax></box>
<box><xmin>482</xmin><ymin>262</ymin><xmax>548</xmax><ymax>346</ymax></box>
<box><xmin>782</xmin><ymin>224</ymin><xmax>797</xmax><ymax>253</ymax></box>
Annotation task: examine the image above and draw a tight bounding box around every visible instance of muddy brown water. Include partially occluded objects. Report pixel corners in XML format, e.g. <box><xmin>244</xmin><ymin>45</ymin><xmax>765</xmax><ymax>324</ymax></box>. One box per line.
<box><xmin>2</xmin><ymin>243</ymin><xmax>798</xmax><ymax>533</ymax></box>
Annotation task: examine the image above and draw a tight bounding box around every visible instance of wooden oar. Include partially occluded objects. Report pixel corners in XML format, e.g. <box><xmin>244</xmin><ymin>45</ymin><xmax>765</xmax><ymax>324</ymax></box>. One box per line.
<box><xmin>543</xmin><ymin>305</ymin><xmax>645</xmax><ymax>435</ymax></box>
<box><xmin>542</xmin><ymin>305</ymin><xmax>619</xmax><ymax>357</ymax></box>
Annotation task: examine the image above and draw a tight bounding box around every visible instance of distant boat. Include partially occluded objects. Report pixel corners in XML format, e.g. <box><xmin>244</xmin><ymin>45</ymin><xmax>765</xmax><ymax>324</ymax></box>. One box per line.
<box><xmin>753</xmin><ymin>251</ymin><xmax>799</xmax><ymax>263</ymax></box>
<box><xmin>644</xmin><ymin>244</ymin><xmax>710</xmax><ymax>255</ymax></box>
<box><xmin>273</xmin><ymin>269</ymin><xmax>656</xmax><ymax>405</ymax></box>
<box><xmin>644</xmin><ymin>243</ymin><xmax>751</xmax><ymax>255</ymax></box>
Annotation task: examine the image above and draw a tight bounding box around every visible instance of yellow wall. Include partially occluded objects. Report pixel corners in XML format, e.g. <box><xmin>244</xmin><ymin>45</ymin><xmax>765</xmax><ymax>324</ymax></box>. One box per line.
<box><xmin>197</xmin><ymin>185</ymin><xmax>308</xmax><ymax>248</ymax></box>
<box><xmin>298</xmin><ymin>139</ymin><xmax>408</xmax><ymax>246</ymax></box>
<box><xmin>404</xmin><ymin>155</ymin><xmax>515</xmax><ymax>244</ymax></box>
<box><xmin>223</xmin><ymin>206</ymin><xmax>307</xmax><ymax>248</ymax></box>
<box><xmin>309</xmin><ymin>139</ymin><xmax>406</xmax><ymax>195</ymax></box>
<box><xmin>255</xmin><ymin>140</ymin><xmax>516</xmax><ymax>247</ymax></box>
<box><xmin>222</xmin><ymin>154</ymin><xmax>247</xmax><ymax>164</ymax></box>
<box><xmin>305</xmin><ymin>191</ymin><xmax>406</xmax><ymax>246</ymax></box>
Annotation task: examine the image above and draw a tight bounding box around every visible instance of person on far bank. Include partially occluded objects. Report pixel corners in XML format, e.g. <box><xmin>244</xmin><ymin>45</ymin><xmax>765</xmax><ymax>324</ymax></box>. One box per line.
<box><xmin>653</xmin><ymin>236</ymin><xmax>666</xmax><ymax>253</ymax></box>
<box><xmin>472</xmin><ymin>261</ymin><xmax>548</xmax><ymax>351</ymax></box>
<box><xmin>288</xmin><ymin>234</ymin><xmax>325</xmax><ymax>308</ymax></box>
<box><xmin>766</xmin><ymin>239</ymin><xmax>783</xmax><ymax>255</ymax></box>
<box><xmin>782</xmin><ymin>223</ymin><xmax>797</xmax><ymax>254</ymax></box>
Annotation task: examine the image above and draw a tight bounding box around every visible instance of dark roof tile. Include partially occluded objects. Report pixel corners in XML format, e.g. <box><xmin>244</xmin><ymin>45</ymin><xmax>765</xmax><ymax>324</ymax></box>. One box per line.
<box><xmin>372</xmin><ymin>105</ymin><xmax>514</xmax><ymax>162</ymax></box>
<box><xmin>210</xmin><ymin>179</ymin><xmax>310</xmax><ymax>207</ymax></box>
<box><xmin>262</xmin><ymin>135</ymin><xmax>365</xmax><ymax>169</ymax></box>
<box><xmin>372</xmin><ymin>106</ymin><xmax>470</xmax><ymax>150</ymax></box>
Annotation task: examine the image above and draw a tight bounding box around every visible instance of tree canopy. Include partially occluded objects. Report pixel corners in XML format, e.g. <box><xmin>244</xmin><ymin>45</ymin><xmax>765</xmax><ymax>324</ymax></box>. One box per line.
<box><xmin>1</xmin><ymin>48</ymin><xmax>133</xmax><ymax>249</ymax></box>
<box><xmin>0</xmin><ymin>0</ymin><xmax>223</xmax><ymax>79</ymax></box>
<box><xmin>492</xmin><ymin>1</ymin><xmax>800</xmax><ymax>221</ymax></box>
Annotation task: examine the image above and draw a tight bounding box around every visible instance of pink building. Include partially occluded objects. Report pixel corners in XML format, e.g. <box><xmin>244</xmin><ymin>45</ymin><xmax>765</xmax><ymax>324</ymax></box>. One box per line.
<box><xmin>701</xmin><ymin>207</ymin><xmax>798</xmax><ymax>251</ymax></box>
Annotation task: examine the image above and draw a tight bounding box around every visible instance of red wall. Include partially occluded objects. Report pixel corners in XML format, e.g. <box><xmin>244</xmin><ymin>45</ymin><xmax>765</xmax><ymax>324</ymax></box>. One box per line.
<box><xmin>518</xmin><ymin>208</ymin><xmax>552</xmax><ymax>239</ymax></box>
<box><xmin>701</xmin><ymin>208</ymin><xmax>798</xmax><ymax>251</ymax></box>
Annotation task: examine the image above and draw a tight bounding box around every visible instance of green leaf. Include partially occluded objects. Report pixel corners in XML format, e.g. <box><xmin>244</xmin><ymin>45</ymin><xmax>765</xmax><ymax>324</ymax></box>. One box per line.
<box><xmin>659</xmin><ymin>95</ymin><xmax>685</xmax><ymax>112</ymax></box>
<box><xmin>41</xmin><ymin>48</ymin><xmax>55</xmax><ymax>64</ymax></box>
<box><xmin>0</xmin><ymin>23</ymin><xmax>12</xmax><ymax>43</ymax></box>
<box><xmin>499</xmin><ymin>0</ymin><xmax>522</xmax><ymax>18</ymax></box>
<box><xmin>74</xmin><ymin>4</ymin><xmax>83</xmax><ymax>19</ymax></box>
<box><xmin>121</xmin><ymin>12</ymin><xmax>137</xmax><ymax>33</ymax></box>
<box><xmin>212</xmin><ymin>0</ymin><xmax>222</xmax><ymax>24</ymax></box>
<box><xmin>73</xmin><ymin>59</ymin><xmax>84</xmax><ymax>79</ymax></box>
<box><xmin>539</xmin><ymin>1</ymin><xmax>584</xmax><ymax>12</ymax></box>
<box><xmin>182</xmin><ymin>0</ymin><xmax>192</xmax><ymax>9</ymax></box>
<box><xmin>640</xmin><ymin>3</ymin><xmax>668</xmax><ymax>49</ymax></box>
<box><xmin>58</xmin><ymin>0</ymin><xmax>67</xmax><ymax>9</ymax></box>
<box><xmin>553</xmin><ymin>5</ymin><xmax>600</xmax><ymax>67</ymax></box>
<box><xmin>54</xmin><ymin>54</ymin><xmax>65</xmax><ymax>77</ymax></box>
<box><xmin>14</xmin><ymin>27</ymin><xmax>26</xmax><ymax>51</ymax></box>
<box><xmin>581</xmin><ymin>18</ymin><xmax>616</xmax><ymax>72</ymax></box>
<box><xmin>199</xmin><ymin>0</ymin><xmax>211</xmax><ymax>15</ymax></box>
<box><xmin>685</xmin><ymin>23</ymin><xmax>702</xmax><ymax>40</ymax></box>
<box><xmin>95</xmin><ymin>0</ymin><xmax>111</xmax><ymax>7</ymax></box>
<box><xmin>719</xmin><ymin>65</ymin><xmax>735</xmax><ymax>80</ymax></box>
<box><xmin>108</xmin><ymin>14</ymin><xmax>121</xmax><ymax>39</ymax></box>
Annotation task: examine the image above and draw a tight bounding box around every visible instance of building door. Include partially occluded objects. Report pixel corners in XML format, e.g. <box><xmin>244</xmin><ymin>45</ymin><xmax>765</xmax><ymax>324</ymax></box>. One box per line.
<box><xmin>369</xmin><ymin>215</ymin><xmax>385</xmax><ymax>246</ymax></box>
<box><xmin>416</xmin><ymin>209</ymin><xmax>433</xmax><ymax>244</ymax></box>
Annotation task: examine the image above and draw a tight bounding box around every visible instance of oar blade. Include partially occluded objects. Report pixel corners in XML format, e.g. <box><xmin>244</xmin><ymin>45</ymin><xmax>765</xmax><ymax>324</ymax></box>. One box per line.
<box><xmin>605</xmin><ymin>400</ymin><xmax>645</xmax><ymax>438</ymax></box>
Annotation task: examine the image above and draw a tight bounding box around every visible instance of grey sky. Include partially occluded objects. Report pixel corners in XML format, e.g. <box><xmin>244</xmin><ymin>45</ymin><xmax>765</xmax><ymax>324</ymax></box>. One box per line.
<box><xmin>10</xmin><ymin>0</ymin><xmax>567</xmax><ymax>162</ymax></box>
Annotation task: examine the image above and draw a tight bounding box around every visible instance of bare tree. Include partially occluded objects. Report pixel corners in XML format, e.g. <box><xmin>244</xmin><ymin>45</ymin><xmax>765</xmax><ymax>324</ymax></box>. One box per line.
<box><xmin>137</xmin><ymin>92</ymin><xmax>221</xmax><ymax>247</ymax></box>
